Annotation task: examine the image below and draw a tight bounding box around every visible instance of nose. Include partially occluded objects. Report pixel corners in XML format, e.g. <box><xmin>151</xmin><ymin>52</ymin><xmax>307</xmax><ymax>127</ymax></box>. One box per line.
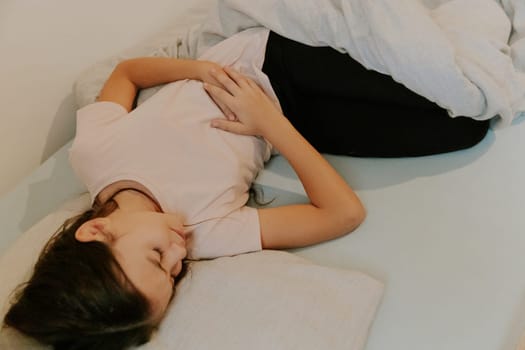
<box><xmin>164</xmin><ymin>241</ymin><xmax>187</xmax><ymax>266</ymax></box>
<box><xmin>175</xmin><ymin>243</ymin><xmax>188</xmax><ymax>259</ymax></box>
<box><xmin>163</xmin><ymin>242</ymin><xmax>187</xmax><ymax>278</ymax></box>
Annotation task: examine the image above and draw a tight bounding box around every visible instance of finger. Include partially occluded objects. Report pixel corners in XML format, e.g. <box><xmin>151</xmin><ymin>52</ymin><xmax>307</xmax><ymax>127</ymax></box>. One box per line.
<box><xmin>211</xmin><ymin>95</ymin><xmax>236</xmax><ymax>120</ymax></box>
<box><xmin>204</xmin><ymin>83</ymin><xmax>236</xmax><ymax>120</ymax></box>
<box><xmin>207</xmin><ymin>73</ymin><xmax>227</xmax><ymax>90</ymax></box>
<box><xmin>203</xmin><ymin>82</ymin><xmax>234</xmax><ymax>105</ymax></box>
<box><xmin>210</xmin><ymin>68</ymin><xmax>241</xmax><ymax>95</ymax></box>
<box><xmin>210</xmin><ymin>119</ymin><xmax>250</xmax><ymax>135</ymax></box>
<box><xmin>218</xmin><ymin>103</ymin><xmax>236</xmax><ymax>121</ymax></box>
<box><xmin>223</xmin><ymin>66</ymin><xmax>251</xmax><ymax>88</ymax></box>
<box><xmin>247</xmin><ymin>78</ymin><xmax>264</xmax><ymax>92</ymax></box>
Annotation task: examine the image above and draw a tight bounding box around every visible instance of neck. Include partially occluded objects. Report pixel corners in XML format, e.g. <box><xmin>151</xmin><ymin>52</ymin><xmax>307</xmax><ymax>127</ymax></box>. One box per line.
<box><xmin>110</xmin><ymin>188</ymin><xmax>162</xmax><ymax>213</ymax></box>
<box><xmin>96</xmin><ymin>180</ymin><xmax>163</xmax><ymax>212</ymax></box>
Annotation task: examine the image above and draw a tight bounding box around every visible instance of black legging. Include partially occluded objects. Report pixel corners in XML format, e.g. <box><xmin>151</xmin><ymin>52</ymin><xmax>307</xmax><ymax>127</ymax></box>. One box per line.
<box><xmin>262</xmin><ymin>31</ymin><xmax>490</xmax><ymax>157</ymax></box>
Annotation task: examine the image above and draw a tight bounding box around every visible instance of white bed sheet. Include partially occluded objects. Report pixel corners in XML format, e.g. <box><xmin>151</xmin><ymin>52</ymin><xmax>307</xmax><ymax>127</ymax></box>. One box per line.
<box><xmin>257</xmin><ymin>122</ymin><xmax>525</xmax><ymax>350</ymax></box>
<box><xmin>2</xmin><ymin>119</ymin><xmax>525</xmax><ymax>349</ymax></box>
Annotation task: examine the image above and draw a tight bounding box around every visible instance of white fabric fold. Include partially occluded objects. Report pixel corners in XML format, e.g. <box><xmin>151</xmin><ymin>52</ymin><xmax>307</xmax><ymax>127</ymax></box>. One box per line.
<box><xmin>183</xmin><ymin>0</ymin><xmax>525</xmax><ymax>126</ymax></box>
<box><xmin>74</xmin><ymin>0</ymin><xmax>525</xmax><ymax>127</ymax></box>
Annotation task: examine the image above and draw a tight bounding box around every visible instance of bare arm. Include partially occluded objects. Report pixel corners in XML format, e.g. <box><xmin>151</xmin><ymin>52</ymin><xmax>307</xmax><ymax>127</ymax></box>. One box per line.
<box><xmin>97</xmin><ymin>57</ymin><xmax>223</xmax><ymax>112</ymax></box>
<box><xmin>204</xmin><ymin>67</ymin><xmax>366</xmax><ymax>249</ymax></box>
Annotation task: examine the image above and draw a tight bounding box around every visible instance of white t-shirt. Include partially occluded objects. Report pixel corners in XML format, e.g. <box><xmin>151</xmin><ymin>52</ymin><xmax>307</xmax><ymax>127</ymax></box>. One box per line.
<box><xmin>69</xmin><ymin>28</ymin><xmax>276</xmax><ymax>259</ymax></box>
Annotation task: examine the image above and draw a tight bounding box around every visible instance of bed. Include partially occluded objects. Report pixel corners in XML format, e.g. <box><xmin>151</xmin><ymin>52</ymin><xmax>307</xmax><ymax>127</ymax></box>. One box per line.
<box><xmin>2</xmin><ymin>0</ymin><xmax>525</xmax><ymax>349</ymax></box>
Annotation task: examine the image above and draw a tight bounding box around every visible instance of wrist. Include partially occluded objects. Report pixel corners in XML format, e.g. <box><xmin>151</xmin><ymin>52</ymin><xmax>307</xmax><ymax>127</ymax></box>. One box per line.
<box><xmin>185</xmin><ymin>60</ymin><xmax>203</xmax><ymax>81</ymax></box>
<box><xmin>259</xmin><ymin>113</ymin><xmax>294</xmax><ymax>142</ymax></box>
<box><xmin>194</xmin><ymin>61</ymin><xmax>216</xmax><ymax>82</ymax></box>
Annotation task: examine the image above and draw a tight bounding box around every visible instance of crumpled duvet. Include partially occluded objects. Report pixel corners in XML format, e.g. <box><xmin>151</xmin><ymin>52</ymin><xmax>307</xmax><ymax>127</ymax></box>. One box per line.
<box><xmin>182</xmin><ymin>0</ymin><xmax>525</xmax><ymax>127</ymax></box>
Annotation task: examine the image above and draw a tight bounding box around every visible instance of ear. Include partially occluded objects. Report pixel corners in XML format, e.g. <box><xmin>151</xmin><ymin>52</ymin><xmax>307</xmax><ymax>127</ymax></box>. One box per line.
<box><xmin>75</xmin><ymin>218</ymin><xmax>112</xmax><ymax>243</ymax></box>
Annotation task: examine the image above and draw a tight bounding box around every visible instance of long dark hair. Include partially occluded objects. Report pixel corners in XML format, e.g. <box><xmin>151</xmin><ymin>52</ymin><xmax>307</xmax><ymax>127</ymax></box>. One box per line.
<box><xmin>3</xmin><ymin>199</ymin><xmax>183</xmax><ymax>350</ymax></box>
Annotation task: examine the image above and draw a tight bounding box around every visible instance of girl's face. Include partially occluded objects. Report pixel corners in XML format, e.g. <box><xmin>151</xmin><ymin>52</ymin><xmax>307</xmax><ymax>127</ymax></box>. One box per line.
<box><xmin>102</xmin><ymin>210</ymin><xmax>188</xmax><ymax>319</ymax></box>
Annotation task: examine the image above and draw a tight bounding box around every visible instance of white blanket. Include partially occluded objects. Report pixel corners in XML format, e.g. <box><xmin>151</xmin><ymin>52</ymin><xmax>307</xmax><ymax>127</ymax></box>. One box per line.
<box><xmin>180</xmin><ymin>0</ymin><xmax>525</xmax><ymax>127</ymax></box>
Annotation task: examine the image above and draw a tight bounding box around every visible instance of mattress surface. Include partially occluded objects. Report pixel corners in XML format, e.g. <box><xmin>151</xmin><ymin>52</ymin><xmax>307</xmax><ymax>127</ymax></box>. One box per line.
<box><xmin>2</xmin><ymin>119</ymin><xmax>525</xmax><ymax>349</ymax></box>
<box><xmin>256</xmin><ymin>120</ymin><xmax>525</xmax><ymax>350</ymax></box>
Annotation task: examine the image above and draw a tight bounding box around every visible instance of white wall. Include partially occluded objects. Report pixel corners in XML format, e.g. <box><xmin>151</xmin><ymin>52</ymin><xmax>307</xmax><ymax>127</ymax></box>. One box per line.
<box><xmin>0</xmin><ymin>0</ymin><xmax>208</xmax><ymax>195</ymax></box>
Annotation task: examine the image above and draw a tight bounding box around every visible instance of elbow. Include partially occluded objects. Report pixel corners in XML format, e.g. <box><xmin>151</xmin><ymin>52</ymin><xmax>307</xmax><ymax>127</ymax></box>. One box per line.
<box><xmin>113</xmin><ymin>60</ymin><xmax>137</xmax><ymax>85</ymax></box>
<box><xmin>113</xmin><ymin>60</ymin><xmax>129</xmax><ymax>75</ymax></box>
<box><xmin>356</xmin><ymin>203</ymin><xmax>367</xmax><ymax>228</ymax></box>
<box><xmin>339</xmin><ymin>201</ymin><xmax>366</xmax><ymax>235</ymax></box>
<box><xmin>108</xmin><ymin>61</ymin><xmax>132</xmax><ymax>85</ymax></box>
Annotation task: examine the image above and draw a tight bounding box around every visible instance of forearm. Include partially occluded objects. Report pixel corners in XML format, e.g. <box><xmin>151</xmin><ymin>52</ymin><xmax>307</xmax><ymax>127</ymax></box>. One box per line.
<box><xmin>98</xmin><ymin>57</ymin><xmax>217</xmax><ymax>111</ymax></box>
<box><xmin>116</xmin><ymin>57</ymin><xmax>205</xmax><ymax>89</ymax></box>
<box><xmin>262</xmin><ymin>114</ymin><xmax>364</xmax><ymax>220</ymax></box>
<box><xmin>203</xmin><ymin>65</ymin><xmax>364</xmax><ymax>228</ymax></box>
<box><xmin>204</xmin><ymin>66</ymin><xmax>365</xmax><ymax>247</ymax></box>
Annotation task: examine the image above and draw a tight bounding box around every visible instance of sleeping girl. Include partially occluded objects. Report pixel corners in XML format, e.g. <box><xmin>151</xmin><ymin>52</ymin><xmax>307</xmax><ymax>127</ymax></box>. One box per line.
<box><xmin>2</xmin><ymin>28</ymin><xmax>489</xmax><ymax>350</ymax></box>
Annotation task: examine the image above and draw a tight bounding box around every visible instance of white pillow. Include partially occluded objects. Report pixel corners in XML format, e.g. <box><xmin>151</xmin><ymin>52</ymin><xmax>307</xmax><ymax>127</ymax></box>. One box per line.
<box><xmin>0</xmin><ymin>194</ymin><xmax>384</xmax><ymax>350</ymax></box>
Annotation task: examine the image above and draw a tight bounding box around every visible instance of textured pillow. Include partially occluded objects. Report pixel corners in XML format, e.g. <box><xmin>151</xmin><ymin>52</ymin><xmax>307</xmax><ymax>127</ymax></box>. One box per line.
<box><xmin>146</xmin><ymin>252</ymin><xmax>383</xmax><ymax>350</ymax></box>
<box><xmin>0</xmin><ymin>194</ymin><xmax>384</xmax><ymax>350</ymax></box>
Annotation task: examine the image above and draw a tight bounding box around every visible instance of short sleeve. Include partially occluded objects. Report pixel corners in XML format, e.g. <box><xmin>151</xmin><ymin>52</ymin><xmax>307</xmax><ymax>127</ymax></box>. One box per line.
<box><xmin>69</xmin><ymin>102</ymin><xmax>128</xmax><ymax>200</ymax></box>
<box><xmin>186</xmin><ymin>206</ymin><xmax>262</xmax><ymax>260</ymax></box>
<box><xmin>76</xmin><ymin>101</ymin><xmax>128</xmax><ymax>132</ymax></box>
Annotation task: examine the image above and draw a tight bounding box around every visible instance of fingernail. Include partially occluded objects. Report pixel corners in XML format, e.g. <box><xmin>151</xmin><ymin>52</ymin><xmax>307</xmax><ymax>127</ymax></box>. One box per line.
<box><xmin>210</xmin><ymin>120</ymin><xmax>218</xmax><ymax>127</ymax></box>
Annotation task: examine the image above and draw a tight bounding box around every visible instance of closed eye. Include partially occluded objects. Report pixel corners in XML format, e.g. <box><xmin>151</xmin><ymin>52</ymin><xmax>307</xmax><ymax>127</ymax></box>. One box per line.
<box><xmin>151</xmin><ymin>248</ymin><xmax>175</xmax><ymax>288</ymax></box>
<box><xmin>150</xmin><ymin>249</ymin><xmax>166</xmax><ymax>272</ymax></box>
<box><xmin>153</xmin><ymin>248</ymin><xmax>163</xmax><ymax>257</ymax></box>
